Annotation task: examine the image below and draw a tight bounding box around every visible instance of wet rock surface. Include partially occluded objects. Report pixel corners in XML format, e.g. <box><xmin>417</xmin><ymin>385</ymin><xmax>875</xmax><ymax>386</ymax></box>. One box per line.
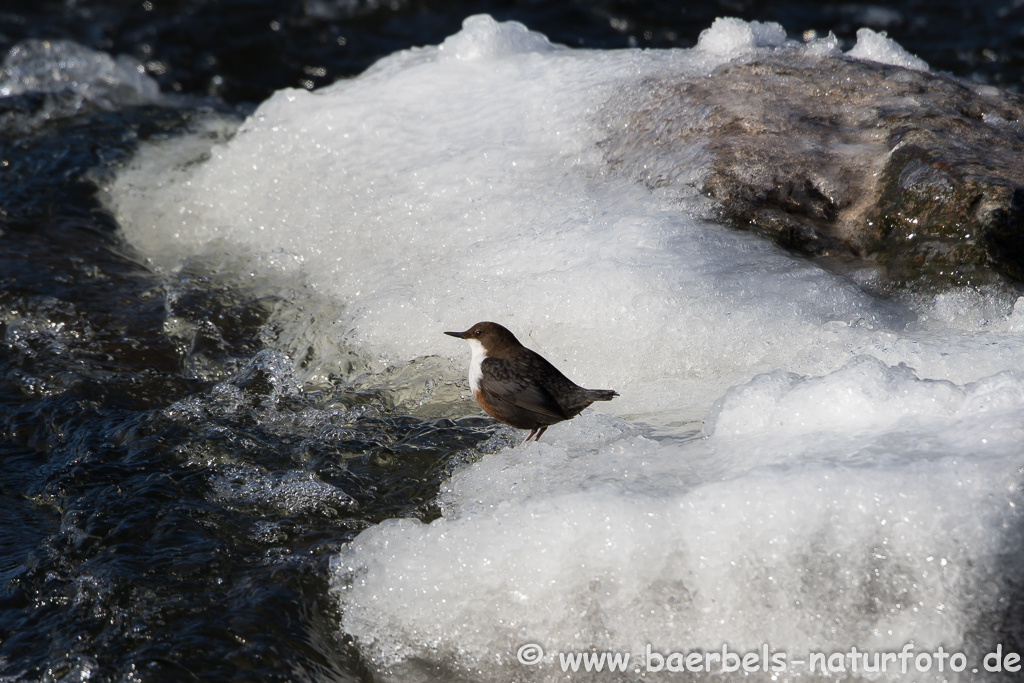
<box><xmin>604</xmin><ymin>52</ymin><xmax>1024</xmax><ymax>289</ymax></box>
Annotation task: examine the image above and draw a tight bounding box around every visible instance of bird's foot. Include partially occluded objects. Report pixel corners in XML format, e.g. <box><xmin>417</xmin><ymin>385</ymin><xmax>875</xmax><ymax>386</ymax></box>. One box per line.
<box><xmin>520</xmin><ymin>426</ymin><xmax>548</xmax><ymax>445</ymax></box>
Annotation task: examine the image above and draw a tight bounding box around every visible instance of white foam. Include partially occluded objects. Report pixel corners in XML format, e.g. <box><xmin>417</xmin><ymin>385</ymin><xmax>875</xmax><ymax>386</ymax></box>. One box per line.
<box><xmin>104</xmin><ymin>16</ymin><xmax>1024</xmax><ymax>681</ymax></box>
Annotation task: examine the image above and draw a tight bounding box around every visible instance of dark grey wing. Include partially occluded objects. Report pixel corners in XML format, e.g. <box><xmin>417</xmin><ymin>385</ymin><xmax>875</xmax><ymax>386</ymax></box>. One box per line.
<box><xmin>479</xmin><ymin>357</ymin><xmax>568</xmax><ymax>424</ymax></box>
<box><xmin>521</xmin><ymin>349</ymin><xmax>600</xmax><ymax>418</ymax></box>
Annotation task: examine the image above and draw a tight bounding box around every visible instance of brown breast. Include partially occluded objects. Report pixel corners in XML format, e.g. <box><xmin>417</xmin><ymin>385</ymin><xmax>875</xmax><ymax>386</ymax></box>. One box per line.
<box><xmin>472</xmin><ymin>389</ymin><xmax>505</xmax><ymax>424</ymax></box>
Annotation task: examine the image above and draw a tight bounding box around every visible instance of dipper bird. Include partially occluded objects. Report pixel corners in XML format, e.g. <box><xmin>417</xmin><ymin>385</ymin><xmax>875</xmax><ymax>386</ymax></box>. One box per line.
<box><xmin>445</xmin><ymin>321</ymin><xmax>618</xmax><ymax>442</ymax></box>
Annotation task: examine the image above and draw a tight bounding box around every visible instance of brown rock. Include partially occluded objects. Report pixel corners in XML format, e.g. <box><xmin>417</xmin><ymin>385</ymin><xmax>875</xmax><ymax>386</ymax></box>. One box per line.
<box><xmin>601</xmin><ymin>51</ymin><xmax>1024</xmax><ymax>288</ymax></box>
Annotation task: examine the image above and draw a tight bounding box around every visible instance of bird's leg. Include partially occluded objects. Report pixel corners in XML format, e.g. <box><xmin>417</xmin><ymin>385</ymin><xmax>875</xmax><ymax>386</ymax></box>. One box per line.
<box><xmin>533</xmin><ymin>426</ymin><xmax>547</xmax><ymax>441</ymax></box>
<box><xmin>521</xmin><ymin>428</ymin><xmax>538</xmax><ymax>445</ymax></box>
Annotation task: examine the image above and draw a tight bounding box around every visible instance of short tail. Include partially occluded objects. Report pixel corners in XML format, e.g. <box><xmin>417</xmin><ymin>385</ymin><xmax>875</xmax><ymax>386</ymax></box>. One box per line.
<box><xmin>586</xmin><ymin>389</ymin><xmax>618</xmax><ymax>402</ymax></box>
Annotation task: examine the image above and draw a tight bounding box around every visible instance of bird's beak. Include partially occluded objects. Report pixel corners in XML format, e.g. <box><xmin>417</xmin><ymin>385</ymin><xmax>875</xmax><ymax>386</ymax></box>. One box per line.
<box><xmin>444</xmin><ymin>330</ymin><xmax>467</xmax><ymax>339</ymax></box>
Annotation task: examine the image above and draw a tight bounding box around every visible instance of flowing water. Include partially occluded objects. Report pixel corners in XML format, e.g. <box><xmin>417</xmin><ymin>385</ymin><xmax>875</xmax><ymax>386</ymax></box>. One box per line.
<box><xmin>4</xmin><ymin>2</ymin><xmax>1024</xmax><ymax>682</ymax></box>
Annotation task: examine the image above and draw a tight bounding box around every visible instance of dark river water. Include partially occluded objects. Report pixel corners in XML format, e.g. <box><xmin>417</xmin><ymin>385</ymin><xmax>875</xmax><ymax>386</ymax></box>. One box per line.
<box><xmin>3</xmin><ymin>1</ymin><xmax>1024</xmax><ymax>681</ymax></box>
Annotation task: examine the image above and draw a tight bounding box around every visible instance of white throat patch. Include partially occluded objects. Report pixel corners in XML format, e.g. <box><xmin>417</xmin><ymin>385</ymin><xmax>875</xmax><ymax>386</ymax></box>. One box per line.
<box><xmin>467</xmin><ymin>338</ymin><xmax>486</xmax><ymax>393</ymax></box>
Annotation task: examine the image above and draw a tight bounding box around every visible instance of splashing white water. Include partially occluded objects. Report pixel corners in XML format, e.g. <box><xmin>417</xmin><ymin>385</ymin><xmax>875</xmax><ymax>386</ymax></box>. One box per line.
<box><xmin>0</xmin><ymin>38</ymin><xmax>159</xmax><ymax>120</ymax></box>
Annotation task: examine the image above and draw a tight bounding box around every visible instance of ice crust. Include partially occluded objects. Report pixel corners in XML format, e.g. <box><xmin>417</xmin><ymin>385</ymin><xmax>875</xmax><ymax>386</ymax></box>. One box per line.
<box><xmin>846</xmin><ymin>27</ymin><xmax>931</xmax><ymax>72</ymax></box>
<box><xmin>333</xmin><ymin>357</ymin><xmax>1024</xmax><ymax>681</ymax></box>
